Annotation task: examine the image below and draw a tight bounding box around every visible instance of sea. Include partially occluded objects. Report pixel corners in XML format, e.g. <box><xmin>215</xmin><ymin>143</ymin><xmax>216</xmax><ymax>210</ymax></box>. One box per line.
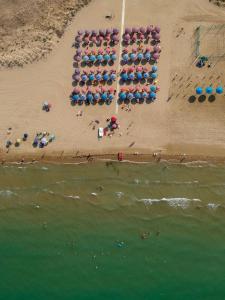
<box><xmin>0</xmin><ymin>161</ymin><xmax>225</xmax><ymax>300</ymax></box>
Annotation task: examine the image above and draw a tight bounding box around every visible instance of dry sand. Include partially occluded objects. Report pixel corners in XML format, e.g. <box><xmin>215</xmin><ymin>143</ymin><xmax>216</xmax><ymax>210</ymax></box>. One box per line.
<box><xmin>0</xmin><ymin>0</ymin><xmax>225</xmax><ymax>163</ymax></box>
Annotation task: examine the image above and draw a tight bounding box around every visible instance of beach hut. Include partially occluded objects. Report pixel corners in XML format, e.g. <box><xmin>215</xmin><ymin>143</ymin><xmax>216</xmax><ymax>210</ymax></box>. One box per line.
<box><xmin>216</xmin><ymin>86</ymin><xmax>223</xmax><ymax>94</ymax></box>
<box><xmin>132</xmin><ymin>27</ymin><xmax>138</xmax><ymax>33</ymax></box>
<box><xmin>205</xmin><ymin>86</ymin><xmax>213</xmax><ymax>94</ymax></box>
<box><xmin>154</xmin><ymin>45</ymin><xmax>161</xmax><ymax>52</ymax></box>
<box><xmin>85</xmin><ymin>30</ymin><xmax>90</xmax><ymax>36</ymax></box>
<box><xmin>73</xmin><ymin>87</ymin><xmax>80</xmax><ymax>94</ymax></box>
<box><xmin>196</xmin><ymin>87</ymin><xmax>203</xmax><ymax>95</ymax></box>
<box><xmin>154</xmin><ymin>33</ymin><xmax>160</xmax><ymax>41</ymax></box>
<box><xmin>119</xmin><ymin>92</ymin><xmax>127</xmax><ymax>101</ymax></box>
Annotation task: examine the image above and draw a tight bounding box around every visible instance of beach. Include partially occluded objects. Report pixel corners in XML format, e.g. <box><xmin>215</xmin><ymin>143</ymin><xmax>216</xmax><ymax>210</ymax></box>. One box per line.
<box><xmin>1</xmin><ymin>0</ymin><xmax>225</xmax><ymax>163</ymax></box>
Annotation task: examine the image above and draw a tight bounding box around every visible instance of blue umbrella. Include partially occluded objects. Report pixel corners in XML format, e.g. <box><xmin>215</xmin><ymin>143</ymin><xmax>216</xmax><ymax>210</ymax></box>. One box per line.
<box><xmin>130</xmin><ymin>53</ymin><xmax>136</xmax><ymax>61</ymax></box>
<box><xmin>145</xmin><ymin>52</ymin><xmax>151</xmax><ymax>60</ymax></box>
<box><xmin>196</xmin><ymin>87</ymin><xmax>203</xmax><ymax>95</ymax></box>
<box><xmin>72</xmin><ymin>94</ymin><xmax>80</xmax><ymax>101</ymax></box>
<box><xmin>110</xmin><ymin>73</ymin><xmax>116</xmax><ymax>81</ymax></box>
<box><xmin>216</xmin><ymin>86</ymin><xmax>223</xmax><ymax>94</ymax></box>
<box><xmin>87</xmin><ymin>93</ymin><xmax>93</xmax><ymax>101</ymax></box>
<box><xmin>81</xmin><ymin>74</ymin><xmax>88</xmax><ymax>82</ymax></box>
<box><xmin>123</xmin><ymin>54</ymin><xmax>129</xmax><ymax>61</ymax></box>
<box><xmin>149</xmin><ymin>92</ymin><xmax>156</xmax><ymax>99</ymax></box>
<box><xmin>96</xmin><ymin>73</ymin><xmax>102</xmax><ymax>81</ymax></box>
<box><xmin>94</xmin><ymin>93</ymin><xmax>100</xmax><ymax>100</ymax></box>
<box><xmin>104</xmin><ymin>54</ymin><xmax>110</xmax><ymax>61</ymax></box>
<box><xmin>206</xmin><ymin>86</ymin><xmax>213</xmax><ymax>94</ymax></box>
<box><xmin>151</xmin><ymin>72</ymin><xmax>158</xmax><ymax>79</ymax></box>
<box><xmin>150</xmin><ymin>85</ymin><xmax>157</xmax><ymax>92</ymax></box>
<box><xmin>127</xmin><ymin>93</ymin><xmax>134</xmax><ymax>100</ymax></box>
<box><xmin>103</xmin><ymin>73</ymin><xmax>109</xmax><ymax>81</ymax></box>
<box><xmin>109</xmin><ymin>94</ymin><xmax>114</xmax><ymax>100</ymax></box>
<box><xmin>128</xmin><ymin>73</ymin><xmax>135</xmax><ymax>80</ymax></box>
<box><xmin>111</xmin><ymin>54</ymin><xmax>117</xmax><ymax>61</ymax></box>
<box><xmin>90</xmin><ymin>55</ymin><xmax>96</xmax><ymax>62</ymax></box>
<box><xmin>143</xmin><ymin>72</ymin><xmax>149</xmax><ymax>79</ymax></box>
<box><xmin>137</xmin><ymin>53</ymin><xmax>144</xmax><ymax>60</ymax></box>
<box><xmin>152</xmin><ymin>65</ymin><xmax>158</xmax><ymax>72</ymax></box>
<box><xmin>121</xmin><ymin>73</ymin><xmax>128</xmax><ymax>81</ymax></box>
<box><xmin>135</xmin><ymin>92</ymin><xmax>141</xmax><ymax>99</ymax></box>
<box><xmin>137</xmin><ymin>72</ymin><xmax>143</xmax><ymax>80</ymax></box>
<box><xmin>142</xmin><ymin>92</ymin><xmax>148</xmax><ymax>98</ymax></box>
<box><xmin>101</xmin><ymin>93</ymin><xmax>108</xmax><ymax>101</ymax></box>
<box><xmin>89</xmin><ymin>74</ymin><xmax>95</xmax><ymax>81</ymax></box>
<box><xmin>83</xmin><ymin>55</ymin><xmax>89</xmax><ymax>62</ymax></box>
<box><xmin>97</xmin><ymin>54</ymin><xmax>103</xmax><ymax>62</ymax></box>
<box><xmin>119</xmin><ymin>92</ymin><xmax>127</xmax><ymax>100</ymax></box>
<box><xmin>80</xmin><ymin>94</ymin><xmax>86</xmax><ymax>101</ymax></box>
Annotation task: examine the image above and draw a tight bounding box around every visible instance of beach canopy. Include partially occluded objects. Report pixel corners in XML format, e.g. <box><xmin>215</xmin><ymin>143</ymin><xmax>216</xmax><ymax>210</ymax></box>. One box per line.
<box><xmin>80</xmin><ymin>94</ymin><xmax>86</xmax><ymax>101</ymax></box>
<box><xmin>137</xmin><ymin>53</ymin><xmax>144</xmax><ymax>60</ymax></box>
<box><xmin>153</xmin><ymin>53</ymin><xmax>160</xmax><ymax>60</ymax></box>
<box><xmin>111</xmin><ymin>54</ymin><xmax>117</xmax><ymax>61</ymax></box>
<box><xmin>130</xmin><ymin>53</ymin><xmax>136</xmax><ymax>60</ymax></box>
<box><xmin>90</xmin><ymin>55</ymin><xmax>96</xmax><ymax>62</ymax></box>
<box><xmin>145</xmin><ymin>52</ymin><xmax>151</xmax><ymax>60</ymax></box>
<box><xmin>205</xmin><ymin>86</ymin><xmax>213</xmax><ymax>94</ymax></box>
<box><xmin>87</xmin><ymin>93</ymin><xmax>94</xmax><ymax>101</ymax></box>
<box><xmin>81</xmin><ymin>74</ymin><xmax>88</xmax><ymax>81</ymax></box>
<box><xmin>216</xmin><ymin>86</ymin><xmax>223</xmax><ymax>94</ymax></box>
<box><xmin>104</xmin><ymin>54</ymin><xmax>111</xmax><ymax>61</ymax></box>
<box><xmin>196</xmin><ymin>87</ymin><xmax>203</xmax><ymax>95</ymax></box>
<box><xmin>120</xmin><ymin>92</ymin><xmax>127</xmax><ymax>100</ymax></box>
<box><xmin>96</xmin><ymin>73</ymin><xmax>102</xmax><ymax>81</ymax></box>
<box><xmin>109</xmin><ymin>94</ymin><xmax>114</xmax><ymax>101</ymax></box>
<box><xmin>83</xmin><ymin>55</ymin><xmax>89</xmax><ymax>62</ymax></box>
<box><xmin>123</xmin><ymin>54</ymin><xmax>129</xmax><ymax>61</ymax></box>
<box><xmin>97</xmin><ymin>54</ymin><xmax>103</xmax><ymax>61</ymax></box>
<box><xmin>142</xmin><ymin>92</ymin><xmax>148</xmax><ymax>98</ymax></box>
<box><xmin>89</xmin><ymin>74</ymin><xmax>95</xmax><ymax>81</ymax></box>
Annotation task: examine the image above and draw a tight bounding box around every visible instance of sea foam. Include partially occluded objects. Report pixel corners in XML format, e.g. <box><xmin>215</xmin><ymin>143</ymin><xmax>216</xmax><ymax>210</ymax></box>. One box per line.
<box><xmin>138</xmin><ymin>197</ymin><xmax>201</xmax><ymax>208</ymax></box>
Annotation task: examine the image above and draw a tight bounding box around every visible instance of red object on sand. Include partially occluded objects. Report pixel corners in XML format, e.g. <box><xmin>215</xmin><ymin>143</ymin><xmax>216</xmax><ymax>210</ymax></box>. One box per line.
<box><xmin>118</xmin><ymin>152</ymin><xmax>123</xmax><ymax>161</ymax></box>
<box><xmin>111</xmin><ymin>116</ymin><xmax>117</xmax><ymax>123</ymax></box>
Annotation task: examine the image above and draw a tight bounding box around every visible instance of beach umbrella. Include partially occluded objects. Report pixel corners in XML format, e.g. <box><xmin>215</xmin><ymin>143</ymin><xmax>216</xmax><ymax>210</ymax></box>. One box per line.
<box><xmin>196</xmin><ymin>87</ymin><xmax>203</xmax><ymax>95</ymax></box>
<box><xmin>143</xmin><ymin>86</ymin><xmax>149</xmax><ymax>92</ymax></box>
<box><xmin>123</xmin><ymin>48</ymin><xmax>129</xmax><ymax>54</ymax></box>
<box><xmin>137</xmin><ymin>53</ymin><xmax>144</xmax><ymax>60</ymax></box>
<box><xmin>106</xmin><ymin>48</ymin><xmax>111</xmax><ymax>54</ymax></box>
<box><xmin>129</xmin><ymin>66</ymin><xmax>135</xmax><ymax>72</ymax></box>
<box><xmin>78</xmin><ymin>30</ymin><xmax>83</xmax><ymax>36</ymax></box>
<box><xmin>105</xmin><ymin>34</ymin><xmax>111</xmax><ymax>42</ymax></box>
<box><xmin>91</xmin><ymin>36</ymin><xmax>97</xmax><ymax>43</ymax></box>
<box><xmin>130</xmin><ymin>53</ymin><xmax>136</xmax><ymax>61</ymax></box>
<box><xmin>143</xmin><ymin>72</ymin><xmax>149</xmax><ymax>79</ymax></box>
<box><xmin>149</xmin><ymin>92</ymin><xmax>156</xmax><ymax>99</ymax></box>
<box><xmin>72</xmin><ymin>94</ymin><xmax>80</xmax><ymax>102</ymax></box>
<box><xmin>73</xmin><ymin>74</ymin><xmax>80</xmax><ymax>81</ymax></box>
<box><xmin>104</xmin><ymin>54</ymin><xmax>111</xmax><ymax>61</ymax></box>
<box><xmin>96</xmin><ymin>87</ymin><xmax>101</xmax><ymax>93</ymax></box>
<box><xmin>101</xmin><ymin>86</ymin><xmax>107</xmax><ymax>93</ymax></box>
<box><xmin>132</xmin><ymin>27</ymin><xmax>138</xmax><ymax>33</ymax></box>
<box><xmin>112</xmin><ymin>48</ymin><xmax>116</xmax><ymax>54</ymax></box>
<box><xmin>153</xmin><ymin>53</ymin><xmax>160</xmax><ymax>60</ymax></box>
<box><xmin>137</xmin><ymin>72</ymin><xmax>143</xmax><ymax>80</ymax></box>
<box><xmin>76</xmin><ymin>49</ymin><xmax>82</xmax><ymax>55</ymax></box>
<box><xmin>152</xmin><ymin>65</ymin><xmax>158</xmax><ymax>72</ymax></box>
<box><xmin>98</xmin><ymin>48</ymin><xmax>104</xmax><ymax>54</ymax></box>
<box><xmin>142</xmin><ymin>92</ymin><xmax>148</xmax><ymax>98</ymax></box>
<box><xmin>99</xmin><ymin>29</ymin><xmax>104</xmax><ymax>35</ymax></box>
<box><xmin>83</xmin><ymin>55</ymin><xmax>89</xmax><ymax>62</ymax></box>
<box><xmin>73</xmin><ymin>87</ymin><xmax>80</xmax><ymax>94</ymax></box>
<box><xmin>103</xmin><ymin>73</ymin><xmax>109</xmax><ymax>81</ymax></box>
<box><xmin>151</xmin><ymin>72</ymin><xmax>158</xmax><ymax>79</ymax></box>
<box><xmin>132</xmin><ymin>34</ymin><xmax>137</xmax><ymax>42</ymax></box>
<box><xmin>132</xmin><ymin>47</ymin><xmax>137</xmax><ymax>53</ymax></box>
<box><xmin>87</xmin><ymin>93</ymin><xmax>93</xmax><ymax>102</ymax></box>
<box><xmin>101</xmin><ymin>93</ymin><xmax>108</xmax><ymax>101</ymax></box>
<box><xmin>123</xmin><ymin>53</ymin><xmax>129</xmax><ymax>61</ymax></box>
<box><xmin>155</xmin><ymin>26</ymin><xmax>161</xmax><ymax>33</ymax></box>
<box><xmin>206</xmin><ymin>86</ymin><xmax>213</xmax><ymax>94</ymax></box>
<box><xmin>124</xmin><ymin>33</ymin><xmax>131</xmax><ymax>41</ymax></box>
<box><xmin>146</xmin><ymin>25</ymin><xmax>153</xmax><ymax>33</ymax></box>
<box><xmin>135</xmin><ymin>92</ymin><xmax>141</xmax><ymax>99</ymax></box>
<box><xmin>81</xmin><ymin>74</ymin><xmax>88</xmax><ymax>82</ymax></box>
<box><xmin>140</xmin><ymin>27</ymin><xmax>146</xmax><ymax>34</ymax></box>
<box><xmin>90</xmin><ymin>55</ymin><xmax>96</xmax><ymax>62</ymax></box>
<box><xmin>113</xmin><ymin>28</ymin><xmax>119</xmax><ymax>34</ymax></box>
<box><xmin>74</xmin><ymin>68</ymin><xmax>80</xmax><ymax>74</ymax></box>
<box><xmin>75</xmin><ymin>36</ymin><xmax>82</xmax><ymax>43</ymax></box>
<box><xmin>216</xmin><ymin>86</ymin><xmax>223</xmax><ymax>94</ymax></box>
<box><xmin>110</xmin><ymin>73</ymin><xmax>116</xmax><ymax>81</ymax></box>
<box><xmin>106</xmin><ymin>28</ymin><xmax>112</xmax><ymax>34</ymax></box>
<box><xmin>119</xmin><ymin>92</ymin><xmax>127</xmax><ymax>100</ymax></box>
<box><xmin>112</xmin><ymin>34</ymin><xmax>119</xmax><ymax>41</ymax></box>
<box><xmin>74</xmin><ymin>55</ymin><xmax>81</xmax><ymax>62</ymax></box>
<box><xmin>154</xmin><ymin>33</ymin><xmax>160</xmax><ymax>41</ymax></box>
<box><xmin>109</xmin><ymin>94</ymin><xmax>114</xmax><ymax>101</ymax></box>
<box><xmin>128</xmin><ymin>73</ymin><xmax>135</xmax><ymax>80</ymax></box>
<box><xmin>125</xmin><ymin>28</ymin><xmax>132</xmax><ymax>34</ymax></box>
<box><xmin>80</xmin><ymin>94</ymin><xmax>86</xmax><ymax>101</ymax></box>
<box><xmin>121</xmin><ymin>73</ymin><xmax>128</xmax><ymax>81</ymax></box>
<box><xmin>94</xmin><ymin>93</ymin><xmax>100</xmax><ymax>100</ymax></box>
<box><xmin>98</xmin><ymin>35</ymin><xmax>104</xmax><ymax>42</ymax></box>
<box><xmin>111</xmin><ymin>54</ymin><xmax>117</xmax><ymax>61</ymax></box>
<box><xmin>96</xmin><ymin>73</ymin><xmax>102</xmax><ymax>81</ymax></box>
<box><xmin>150</xmin><ymin>85</ymin><xmax>157</xmax><ymax>92</ymax></box>
<box><xmin>92</xmin><ymin>29</ymin><xmax>97</xmax><ymax>35</ymax></box>
<box><xmin>84</xmin><ymin>37</ymin><xmax>89</xmax><ymax>44</ymax></box>
<box><xmin>97</xmin><ymin>54</ymin><xmax>103</xmax><ymax>62</ymax></box>
<box><xmin>85</xmin><ymin>30</ymin><xmax>90</xmax><ymax>36</ymax></box>
<box><xmin>154</xmin><ymin>45</ymin><xmax>161</xmax><ymax>52</ymax></box>
<box><xmin>127</xmin><ymin>92</ymin><xmax>134</xmax><ymax>100</ymax></box>
<box><xmin>89</xmin><ymin>74</ymin><xmax>95</xmax><ymax>81</ymax></box>
<box><xmin>156</xmin><ymin>86</ymin><xmax>160</xmax><ymax>92</ymax></box>
<box><xmin>139</xmin><ymin>33</ymin><xmax>145</xmax><ymax>40</ymax></box>
<box><xmin>136</xmin><ymin>66</ymin><xmax>143</xmax><ymax>72</ymax></box>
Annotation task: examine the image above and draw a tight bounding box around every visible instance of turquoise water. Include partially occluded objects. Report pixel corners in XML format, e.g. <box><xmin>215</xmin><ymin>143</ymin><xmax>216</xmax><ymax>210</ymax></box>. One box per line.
<box><xmin>0</xmin><ymin>162</ymin><xmax>225</xmax><ymax>299</ymax></box>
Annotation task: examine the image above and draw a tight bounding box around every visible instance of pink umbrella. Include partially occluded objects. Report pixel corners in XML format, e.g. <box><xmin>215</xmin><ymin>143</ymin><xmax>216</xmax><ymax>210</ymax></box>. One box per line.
<box><xmin>122</xmin><ymin>67</ymin><xmax>128</xmax><ymax>73</ymax></box>
<box><xmin>129</xmin><ymin>66</ymin><xmax>135</xmax><ymax>72</ymax></box>
<box><xmin>156</xmin><ymin>86</ymin><xmax>160</xmax><ymax>91</ymax></box>
<box><xmin>121</xmin><ymin>87</ymin><xmax>127</xmax><ymax>92</ymax></box>
<box><xmin>131</xmin><ymin>34</ymin><xmax>137</xmax><ymax>41</ymax></box>
<box><xmin>124</xmin><ymin>33</ymin><xmax>130</xmax><ymax>41</ymax></box>
<box><xmin>91</xmin><ymin>36</ymin><xmax>97</xmax><ymax>43</ymax></box>
<box><xmin>84</xmin><ymin>49</ymin><xmax>89</xmax><ymax>55</ymax></box>
<box><xmin>143</xmin><ymin>66</ymin><xmax>148</xmax><ymax>72</ymax></box>
<box><xmin>109</xmin><ymin>87</ymin><xmax>115</xmax><ymax>93</ymax></box>
<box><xmin>125</xmin><ymin>28</ymin><xmax>132</xmax><ymax>34</ymax></box>
<box><xmin>112</xmin><ymin>48</ymin><xmax>116</xmax><ymax>54</ymax></box>
<box><xmin>139</xmin><ymin>33</ymin><xmax>145</xmax><ymax>40</ymax></box>
<box><xmin>145</xmin><ymin>47</ymin><xmax>151</xmax><ymax>52</ymax></box>
<box><xmin>78</xmin><ymin>30</ymin><xmax>83</xmax><ymax>36</ymax></box>
<box><xmin>98</xmin><ymin>48</ymin><xmax>104</xmax><ymax>54</ymax></box>
<box><xmin>136</xmin><ymin>66</ymin><xmax>143</xmax><ymax>72</ymax></box>
<box><xmin>99</xmin><ymin>35</ymin><xmax>104</xmax><ymax>42</ymax></box>
<box><xmin>84</xmin><ymin>37</ymin><xmax>89</xmax><ymax>43</ymax></box>
<box><xmin>154</xmin><ymin>45</ymin><xmax>161</xmax><ymax>52</ymax></box>
<box><xmin>76</xmin><ymin>49</ymin><xmax>82</xmax><ymax>55</ymax></box>
<box><xmin>106</xmin><ymin>34</ymin><xmax>111</xmax><ymax>41</ymax></box>
<box><xmin>106</xmin><ymin>47</ymin><xmax>111</xmax><ymax>54</ymax></box>
<box><xmin>154</xmin><ymin>33</ymin><xmax>160</xmax><ymax>41</ymax></box>
<box><xmin>153</xmin><ymin>52</ymin><xmax>160</xmax><ymax>60</ymax></box>
<box><xmin>85</xmin><ymin>30</ymin><xmax>90</xmax><ymax>36</ymax></box>
<box><xmin>123</xmin><ymin>48</ymin><xmax>128</xmax><ymax>54</ymax></box>
<box><xmin>101</xmin><ymin>86</ymin><xmax>107</xmax><ymax>92</ymax></box>
<box><xmin>75</xmin><ymin>36</ymin><xmax>82</xmax><ymax>43</ymax></box>
<box><xmin>129</xmin><ymin>86</ymin><xmax>135</xmax><ymax>92</ymax></box>
<box><xmin>106</xmin><ymin>28</ymin><xmax>112</xmax><ymax>34</ymax></box>
<box><xmin>73</xmin><ymin>87</ymin><xmax>80</xmax><ymax>93</ymax></box>
<box><xmin>155</xmin><ymin>26</ymin><xmax>161</xmax><ymax>33</ymax></box>
<box><xmin>132</xmin><ymin>47</ymin><xmax>137</xmax><ymax>53</ymax></box>
<box><xmin>96</xmin><ymin>87</ymin><xmax>101</xmax><ymax>93</ymax></box>
<box><xmin>140</xmin><ymin>27</ymin><xmax>146</xmax><ymax>34</ymax></box>
<box><xmin>132</xmin><ymin>27</ymin><xmax>138</xmax><ymax>33</ymax></box>
<box><xmin>143</xmin><ymin>86</ymin><xmax>149</xmax><ymax>92</ymax></box>
<box><xmin>112</xmin><ymin>34</ymin><xmax>119</xmax><ymax>41</ymax></box>
<box><xmin>91</xmin><ymin>49</ymin><xmax>96</xmax><ymax>55</ymax></box>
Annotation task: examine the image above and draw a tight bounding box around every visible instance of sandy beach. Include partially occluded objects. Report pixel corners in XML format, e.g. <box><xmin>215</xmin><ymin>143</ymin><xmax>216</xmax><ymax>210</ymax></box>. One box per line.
<box><xmin>1</xmin><ymin>0</ymin><xmax>225</xmax><ymax>163</ymax></box>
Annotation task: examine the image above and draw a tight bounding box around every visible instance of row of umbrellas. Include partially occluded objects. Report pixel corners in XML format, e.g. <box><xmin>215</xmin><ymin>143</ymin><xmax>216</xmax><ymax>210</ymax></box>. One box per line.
<box><xmin>122</xmin><ymin>51</ymin><xmax>160</xmax><ymax>62</ymax></box>
<box><xmin>120</xmin><ymin>70</ymin><xmax>158</xmax><ymax>81</ymax></box>
<box><xmin>123</xmin><ymin>45</ymin><xmax>161</xmax><ymax>54</ymax></box>
<box><xmin>119</xmin><ymin>91</ymin><xmax>157</xmax><ymax>101</ymax></box>
<box><xmin>77</xmin><ymin>28</ymin><xmax>119</xmax><ymax>36</ymax></box>
<box><xmin>72</xmin><ymin>87</ymin><xmax>116</xmax><ymax>94</ymax></box>
<box><xmin>71</xmin><ymin>92</ymin><xmax>115</xmax><ymax>102</ymax></box>
<box><xmin>196</xmin><ymin>86</ymin><xmax>223</xmax><ymax>95</ymax></box>
<box><xmin>81</xmin><ymin>53</ymin><xmax>117</xmax><ymax>63</ymax></box>
<box><xmin>75</xmin><ymin>48</ymin><xmax>116</xmax><ymax>57</ymax></box>
<box><xmin>73</xmin><ymin>71</ymin><xmax>117</xmax><ymax>82</ymax></box>
<box><xmin>75</xmin><ymin>31</ymin><xmax>119</xmax><ymax>45</ymax></box>
<box><xmin>123</xmin><ymin>32</ymin><xmax>160</xmax><ymax>43</ymax></box>
<box><xmin>124</xmin><ymin>26</ymin><xmax>160</xmax><ymax>34</ymax></box>
<box><xmin>120</xmin><ymin>85</ymin><xmax>160</xmax><ymax>93</ymax></box>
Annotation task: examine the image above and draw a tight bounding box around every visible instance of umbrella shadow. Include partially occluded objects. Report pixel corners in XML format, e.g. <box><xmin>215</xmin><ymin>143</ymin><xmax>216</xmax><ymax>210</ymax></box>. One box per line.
<box><xmin>188</xmin><ymin>95</ymin><xmax>196</xmax><ymax>103</ymax></box>
<box><xmin>198</xmin><ymin>95</ymin><xmax>206</xmax><ymax>103</ymax></box>
<box><xmin>208</xmin><ymin>95</ymin><xmax>216</xmax><ymax>103</ymax></box>
<box><xmin>117</xmin><ymin>99</ymin><xmax>123</xmax><ymax>105</ymax></box>
<box><xmin>131</xmin><ymin>99</ymin><xmax>137</xmax><ymax>105</ymax></box>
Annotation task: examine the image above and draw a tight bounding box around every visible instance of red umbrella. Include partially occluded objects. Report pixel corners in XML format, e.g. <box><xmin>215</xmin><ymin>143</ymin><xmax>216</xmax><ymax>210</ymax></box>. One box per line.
<box><xmin>111</xmin><ymin>116</ymin><xmax>117</xmax><ymax>123</ymax></box>
<box><xmin>109</xmin><ymin>87</ymin><xmax>115</xmax><ymax>93</ymax></box>
<box><xmin>129</xmin><ymin>66</ymin><xmax>135</xmax><ymax>72</ymax></box>
<box><xmin>98</xmin><ymin>48</ymin><xmax>104</xmax><ymax>54</ymax></box>
<box><xmin>136</xmin><ymin>66</ymin><xmax>143</xmax><ymax>72</ymax></box>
